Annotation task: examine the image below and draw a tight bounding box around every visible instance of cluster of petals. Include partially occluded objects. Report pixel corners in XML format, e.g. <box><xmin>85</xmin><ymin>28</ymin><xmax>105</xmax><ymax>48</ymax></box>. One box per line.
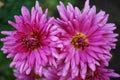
<box><xmin>43</xmin><ymin>66</ymin><xmax>120</xmax><ymax>80</ymax></box>
<box><xmin>1</xmin><ymin>0</ymin><xmax>120</xmax><ymax>80</ymax></box>
<box><xmin>14</xmin><ymin>66</ymin><xmax>120</xmax><ymax>80</ymax></box>
<box><xmin>55</xmin><ymin>0</ymin><xmax>118</xmax><ymax>79</ymax></box>
<box><xmin>14</xmin><ymin>70</ymin><xmax>37</xmax><ymax>80</ymax></box>
<box><xmin>1</xmin><ymin>1</ymin><xmax>59</xmax><ymax>76</ymax></box>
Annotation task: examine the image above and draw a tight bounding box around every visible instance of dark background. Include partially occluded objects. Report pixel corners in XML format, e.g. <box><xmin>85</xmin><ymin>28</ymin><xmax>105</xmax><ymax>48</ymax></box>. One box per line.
<box><xmin>0</xmin><ymin>0</ymin><xmax>120</xmax><ymax>80</ymax></box>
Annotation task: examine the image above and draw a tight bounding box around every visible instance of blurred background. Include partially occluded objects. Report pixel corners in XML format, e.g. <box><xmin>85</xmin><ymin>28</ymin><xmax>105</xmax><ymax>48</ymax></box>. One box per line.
<box><xmin>0</xmin><ymin>0</ymin><xmax>120</xmax><ymax>80</ymax></box>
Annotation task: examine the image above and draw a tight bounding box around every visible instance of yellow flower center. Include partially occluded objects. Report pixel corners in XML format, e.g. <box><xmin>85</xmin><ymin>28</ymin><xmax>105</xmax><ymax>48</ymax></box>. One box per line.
<box><xmin>71</xmin><ymin>33</ymin><xmax>89</xmax><ymax>50</ymax></box>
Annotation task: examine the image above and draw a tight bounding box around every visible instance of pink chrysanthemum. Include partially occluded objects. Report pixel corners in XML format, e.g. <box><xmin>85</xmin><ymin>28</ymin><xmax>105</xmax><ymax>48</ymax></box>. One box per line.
<box><xmin>56</xmin><ymin>0</ymin><xmax>118</xmax><ymax>79</ymax></box>
<box><xmin>41</xmin><ymin>66</ymin><xmax>120</xmax><ymax>80</ymax></box>
<box><xmin>14</xmin><ymin>68</ymin><xmax>52</xmax><ymax>80</ymax></box>
<box><xmin>42</xmin><ymin>67</ymin><xmax>60</xmax><ymax>80</ymax></box>
<box><xmin>14</xmin><ymin>69</ymin><xmax>41</xmax><ymax>80</ymax></box>
<box><xmin>74</xmin><ymin>67</ymin><xmax>120</xmax><ymax>80</ymax></box>
<box><xmin>1</xmin><ymin>1</ymin><xmax>59</xmax><ymax>76</ymax></box>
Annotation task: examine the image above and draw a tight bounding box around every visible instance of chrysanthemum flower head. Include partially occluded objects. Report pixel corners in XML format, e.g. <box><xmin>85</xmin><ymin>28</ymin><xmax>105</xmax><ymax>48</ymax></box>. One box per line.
<box><xmin>40</xmin><ymin>66</ymin><xmax>120</xmax><ymax>80</ymax></box>
<box><xmin>14</xmin><ymin>69</ymin><xmax>40</xmax><ymax>80</ymax></box>
<box><xmin>14</xmin><ymin>68</ymin><xmax>57</xmax><ymax>80</ymax></box>
<box><xmin>84</xmin><ymin>67</ymin><xmax>120</xmax><ymax>80</ymax></box>
<box><xmin>73</xmin><ymin>67</ymin><xmax>120</xmax><ymax>80</ymax></box>
<box><xmin>56</xmin><ymin>0</ymin><xmax>118</xmax><ymax>79</ymax></box>
<box><xmin>1</xmin><ymin>1</ymin><xmax>59</xmax><ymax>76</ymax></box>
